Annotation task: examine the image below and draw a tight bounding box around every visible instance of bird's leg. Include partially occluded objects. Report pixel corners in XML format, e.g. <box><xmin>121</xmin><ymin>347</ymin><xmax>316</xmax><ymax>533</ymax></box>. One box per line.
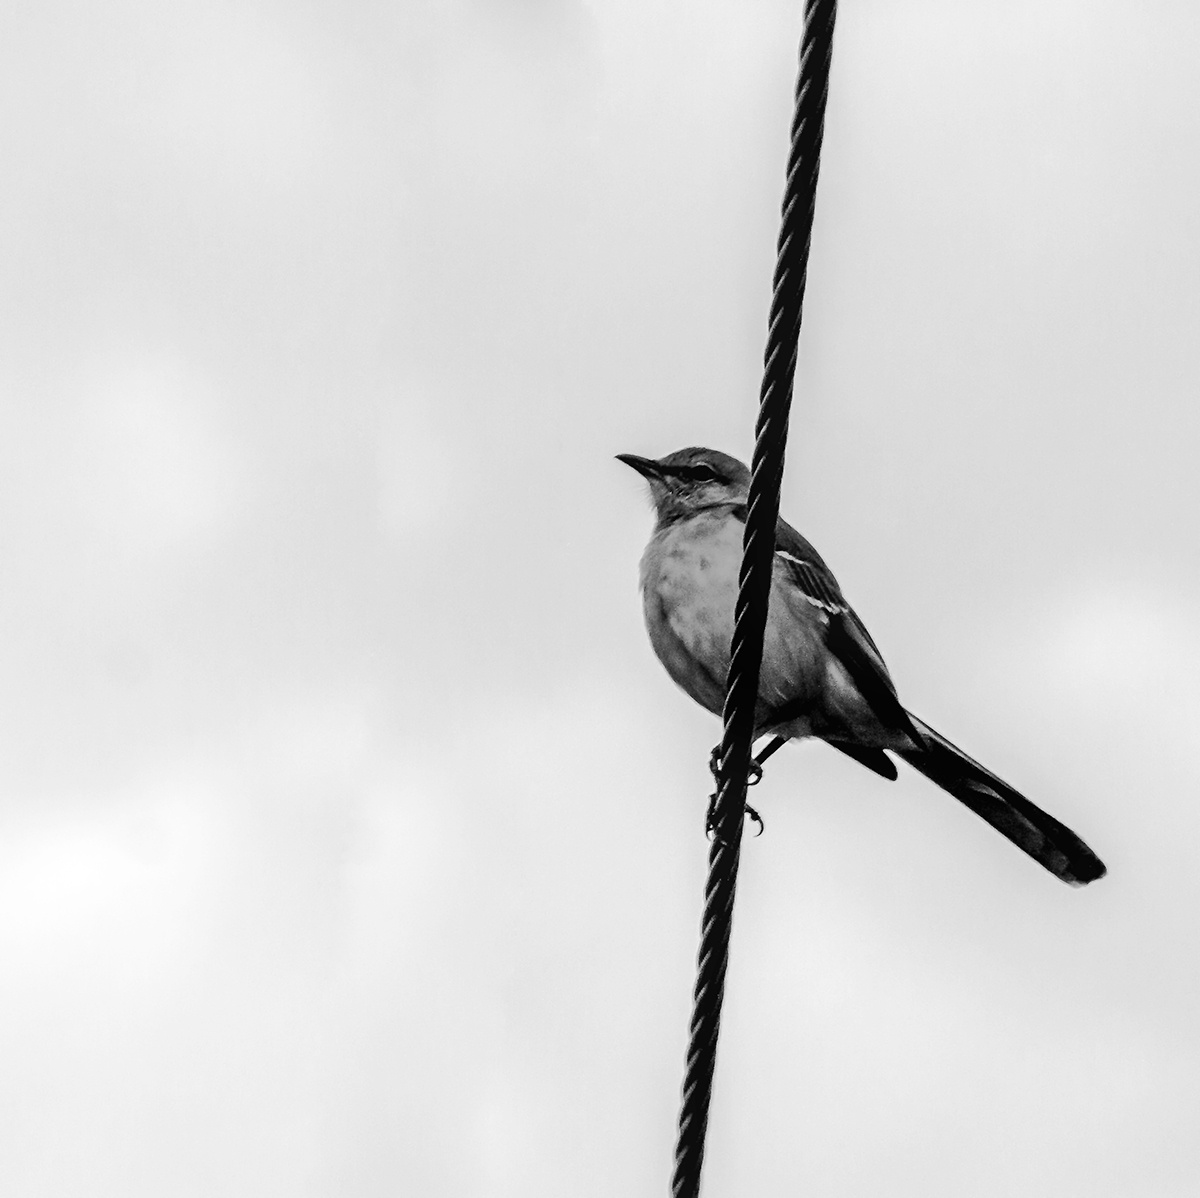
<box><xmin>753</xmin><ymin>735</ymin><xmax>789</xmax><ymax>770</ymax></box>
<box><xmin>709</xmin><ymin>745</ymin><xmax>766</xmax><ymax>786</ymax></box>
<box><xmin>706</xmin><ymin>744</ymin><xmax>765</xmax><ymax>837</ymax></box>
<box><xmin>708</xmin><ymin>744</ymin><xmax>721</xmax><ymax>783</ymax></box>
<box><xmin>734</xmin><ymin>737</ymin><xmax>792</xmax><ymax>833</ymax></box>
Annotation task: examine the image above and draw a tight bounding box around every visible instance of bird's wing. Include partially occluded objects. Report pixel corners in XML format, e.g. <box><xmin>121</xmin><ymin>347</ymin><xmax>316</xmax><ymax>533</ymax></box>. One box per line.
<box><xmin>772</xmin><ymin>517</ymin><xmax>890</xmax><ymax>657</ymax></box>
<box><xmin>770</xmin><ymin>516</ymin><xmax>923</xmax><ymax>745</ymax></box>
<box><xmin>770</xmin><ymin>517</ymin><xmax>848</xmax><ymax>610</ymax></box>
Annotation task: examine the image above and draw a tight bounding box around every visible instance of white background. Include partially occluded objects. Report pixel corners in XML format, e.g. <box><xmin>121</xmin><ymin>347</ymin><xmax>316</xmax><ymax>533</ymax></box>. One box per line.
<box><xmin>2</xmin><ymin>1</ymin><xmax>1198</xmax><ymax>1195</ymax></box>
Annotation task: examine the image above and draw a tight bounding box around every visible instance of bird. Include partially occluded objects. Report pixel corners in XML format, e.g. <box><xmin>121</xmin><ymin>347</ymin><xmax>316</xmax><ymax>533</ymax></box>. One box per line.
<box><xmin>617</xmin><ymin>446</ymin><xmax>1106</xmax><ymax>886</ymax></box>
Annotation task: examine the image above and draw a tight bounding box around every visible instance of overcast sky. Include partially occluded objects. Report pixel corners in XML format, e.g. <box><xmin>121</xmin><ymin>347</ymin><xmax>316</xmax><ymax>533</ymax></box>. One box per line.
<box><xmin>2</xmin><ymin>1</ymin><xmax>1199</xmax><ymax>1195</ymax></box>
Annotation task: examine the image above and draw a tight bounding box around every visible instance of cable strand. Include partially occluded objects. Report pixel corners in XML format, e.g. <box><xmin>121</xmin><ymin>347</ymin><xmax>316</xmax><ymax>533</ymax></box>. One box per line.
<box><xmin>670</xmin><ymin>3</ymin><xmax>838</xmax><ymax>1195</ymax></box>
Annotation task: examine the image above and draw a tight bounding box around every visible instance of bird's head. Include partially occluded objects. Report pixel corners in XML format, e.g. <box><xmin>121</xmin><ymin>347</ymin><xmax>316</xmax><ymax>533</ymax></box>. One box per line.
<box><xmin>617</xmin><ymin>447</ymin><xmax>750</xmax><ymax>524</ymax></box>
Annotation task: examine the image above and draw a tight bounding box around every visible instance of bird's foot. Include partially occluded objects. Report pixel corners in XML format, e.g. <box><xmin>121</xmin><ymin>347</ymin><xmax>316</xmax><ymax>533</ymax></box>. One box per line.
<box><xmin>706</xmin><ymin>744</ymin><xmax>767</xmax><ymax>837</ymax></box>
<box><xmin>705</xmin><ymin>792</ymin><xmax>766</xmax><ymax>839</ymax></box>
<box><xmin>708</xmin><ymin>747</ymin><xmax>765</xmax><ymax>786</ymax></box>
<box><xmin>745</xmin><ymin>802</ymin><xmax>764</xmax><ymax>836</ymax></box>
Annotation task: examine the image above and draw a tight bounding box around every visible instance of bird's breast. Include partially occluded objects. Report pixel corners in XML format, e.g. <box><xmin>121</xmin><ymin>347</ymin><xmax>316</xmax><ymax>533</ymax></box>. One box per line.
<box><xmin>637</xmin><ymin>510</ymin><xmax>836</xmax><ymax>734</ymax></box>
<box><xmin>638</xmin><ymin>513</ymin><xmax>743</xmax><ymax>715</ymax></box>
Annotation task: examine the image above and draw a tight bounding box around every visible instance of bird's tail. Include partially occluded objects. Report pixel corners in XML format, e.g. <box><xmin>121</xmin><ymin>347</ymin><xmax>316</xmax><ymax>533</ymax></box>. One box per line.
<box><xmin>897</xmin><ymin>714</ymin><xmax>1107</xmax><ymax>886</ymax></box>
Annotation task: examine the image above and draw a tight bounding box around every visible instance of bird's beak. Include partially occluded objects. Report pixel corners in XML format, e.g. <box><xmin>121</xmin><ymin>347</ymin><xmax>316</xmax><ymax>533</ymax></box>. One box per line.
<box><xmin>616</xmin><ymin>453</ymin><xmax>663</xmax><ymax>480</ymax></box>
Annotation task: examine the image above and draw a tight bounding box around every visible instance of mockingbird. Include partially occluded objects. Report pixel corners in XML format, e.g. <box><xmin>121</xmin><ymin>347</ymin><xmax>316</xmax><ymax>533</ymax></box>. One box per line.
<box><xmin>618</xmin><ymin>445</ymin><xmax>1106</xmax><ymax>886</ymax></box>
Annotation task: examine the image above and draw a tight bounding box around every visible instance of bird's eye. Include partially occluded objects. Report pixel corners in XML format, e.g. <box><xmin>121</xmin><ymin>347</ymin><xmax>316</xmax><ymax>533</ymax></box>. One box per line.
<box><xmin>689</xmin><ymin>465</ymin><xmax>720</xmax><ymax>483</ymax></box>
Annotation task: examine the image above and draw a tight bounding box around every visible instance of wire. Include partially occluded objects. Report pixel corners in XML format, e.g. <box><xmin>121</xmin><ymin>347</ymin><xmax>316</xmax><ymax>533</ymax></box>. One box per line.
<box><xmin>670</xmin><ymin>3</ymin><xmax>839</xmax><ymax>1194</ymax></box>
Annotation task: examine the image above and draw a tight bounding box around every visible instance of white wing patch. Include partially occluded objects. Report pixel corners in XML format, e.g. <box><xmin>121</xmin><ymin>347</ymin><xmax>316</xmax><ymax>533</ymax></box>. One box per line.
<box><xmin>774</xmin><ymin>549</ymin><xmax>847</xmax><ymax>614</ymax></box>
<box><xmin>802</xmin><ymin>594</ymin><xmax>844</xmax><ymax>614</ymax></box>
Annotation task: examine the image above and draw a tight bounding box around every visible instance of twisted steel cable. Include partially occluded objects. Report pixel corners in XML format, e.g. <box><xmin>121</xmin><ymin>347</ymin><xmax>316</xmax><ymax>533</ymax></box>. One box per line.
<box><xmin>670</xmin><ymin>3</ymin><xmax>838</xmax><ymax>1195</ymax></box>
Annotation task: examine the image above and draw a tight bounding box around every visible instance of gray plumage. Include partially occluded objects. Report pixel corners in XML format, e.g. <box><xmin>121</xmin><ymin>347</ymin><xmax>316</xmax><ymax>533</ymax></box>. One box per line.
<box><xmin>618</xmin><ymin>446</ymin><xmax>1106</xmax><ymax>886</ymax></box>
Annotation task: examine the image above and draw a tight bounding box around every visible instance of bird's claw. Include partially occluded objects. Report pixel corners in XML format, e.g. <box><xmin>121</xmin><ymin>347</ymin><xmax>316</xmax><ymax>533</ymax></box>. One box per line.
<box><xmin>705</xmin><ymin>794</ymin><xmax>766</xmax><ymax>839</ymax></box>
<box><xmin>708</xmin><ymin>748</ymin><xmax>765</xmax><ymax>786</ymax></box>
<box><xmin>706</xmin><ymin>744</ymin><xmax>767</xmax><ymax>837</ymax></box>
